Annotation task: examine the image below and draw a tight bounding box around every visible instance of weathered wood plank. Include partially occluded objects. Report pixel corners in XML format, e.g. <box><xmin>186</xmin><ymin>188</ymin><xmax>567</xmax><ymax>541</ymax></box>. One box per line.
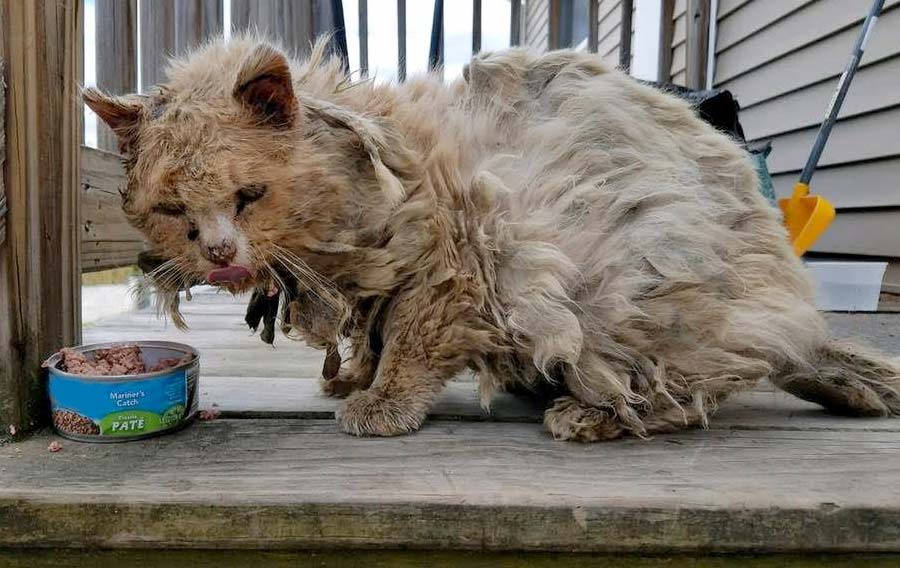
<box><xmin>472</xmin><ymin>0</ymin><xmax>481</xmax><ymax>54</ymax></box>
<box><xmin>587</xmin><ymin>0</ymin><xmax>598</xmax><ymax>52</ymax></box>
<box><xmin>510</xmin><ymin>0</ymin><xmax>522</xmax><ymax>46</ymax></box>
<box><xmin>657</xmin><ymin>0</ymin><xmax>674</xmax><ymax>82</ymax></box>
<box><xmin>0</xmin><ymin>0</ymin><xmax>82</xmax><ymax>437</ymax></box>
<box><xmin>397</xmin><ymin>0</ymin><xmax>406</xmax><ymax>80</ymax></box>
<box><xmin>0</xmin><ymin>60</ymin><xmax>5</xmax><ymax>247</ymax></box>
<box><xmin>0</xmin><ymin>45</ymin><xmax>10</xmax><ymax>441</ymax></box>
<box><xmin>203</xmin><ymin>377</ymin><xmax>542</xmax><ymax>421</ymax></box>
<box><xmin>175</xmin><ymin>0</ymin><xmax>224</xmax><ymax>55</ymax></box>
<box><xmin>231</xmin><ymin>0</ymin><xmax>314</xmax><ymax>58</ymax></box>
<box><xmin>358</xmin><ymin>0</ymin><xmax>368</xmax><ymax>75</ymax></box>
<box><xmin>9</xmin><ymin>549</ymin><xmax>899</xmax><ymax>567</ymax></box>
<box><xmin>618</xmin><ymin>0</ymin><xmax>632</xmax><ymax>70</ymax></box>
<box><xmin>199</xmin><ymin>376</ymin><xmax>900</xmax><ymax>432</ymax></box>
<box><xmin>80</xmin><ymin>282</ymin><xmax>900</xmax><ymax>380</ymax></box>
<box><xmin>3</xmin><ymin>419</ymin><xmax>900</xmax><ymax>551</ymax></box>
<box><xmin>94</xmin><ymin>0</ymin><xmax>136</xmax><ymax>150</ymax></box>
<box><xmin>684</xmin><ymin>0</ymin><xmax>709</xmax><ymax>90</ymax></box>
<box><xmin>139</xmin><ymin>0</ymin><xmax>176</xmax><ymax>90</ymax></box>
<box><xmin>80</xmin><ymin>146</ymin><xmax>143</xmax><ymax>272</ymax></box>
<box><xmin>548</xmin><ymin>0</ymin><xmax>560</xmax><ymax>50</ymax></box>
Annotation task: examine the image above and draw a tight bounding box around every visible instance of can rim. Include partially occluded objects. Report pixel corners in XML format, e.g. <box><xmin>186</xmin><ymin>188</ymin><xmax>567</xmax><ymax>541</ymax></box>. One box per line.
<box><xmin>44</xmin><ymin>340</ymin><xmax>199</xmax><ymax>382</ymax></box>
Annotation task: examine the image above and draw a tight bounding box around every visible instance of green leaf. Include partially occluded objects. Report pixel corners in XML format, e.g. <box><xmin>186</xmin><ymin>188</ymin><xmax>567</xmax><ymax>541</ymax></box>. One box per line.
<box><xmin>160</xmin><ymin>404</ymin><xmax>186</xmax><ymax>428</ymax></box>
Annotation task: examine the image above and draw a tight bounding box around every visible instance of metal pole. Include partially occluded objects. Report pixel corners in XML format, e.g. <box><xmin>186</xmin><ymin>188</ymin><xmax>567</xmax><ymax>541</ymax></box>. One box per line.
<box><xmin>799</xmin><ymin>0</ymin><xmax>884</xmax><ymax>184</ymax></box>
<box><xmin>397</xmin><ymin>0</ymin><xmax>406</xmax><ymax>81</ymax></box>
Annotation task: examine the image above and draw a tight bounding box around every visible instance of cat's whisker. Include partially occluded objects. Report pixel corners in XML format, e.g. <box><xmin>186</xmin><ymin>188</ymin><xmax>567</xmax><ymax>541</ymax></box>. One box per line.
<box><xmin>271</xmin><ymin>250</ymin><xmax>338</xmax><ymax>305</ymax></box>
<box><xmin>271</xmin><ymin>244</ymin><xmax>341</xmax><ymax>293</ymax></box>
<box><xmin>138</xmin><ymin>254</ymin><xmax>196</xmax><ymax>330</ymax></box>
<box><xmin>267</xmin><ymin>247</ymin><xmax>349</xmax><ymax>323</ymax></box>
<box><xmin>250</xmin><ymin>246</ymin><xmax>289</xmax><ymax>298</ymax></box>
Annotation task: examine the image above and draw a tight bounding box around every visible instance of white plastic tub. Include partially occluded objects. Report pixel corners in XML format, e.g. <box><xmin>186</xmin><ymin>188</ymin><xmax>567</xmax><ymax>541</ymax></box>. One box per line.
<box><xmin>805</xmin><ymin>261</ymin><xmax>887</xmax><ymax>312</ymax></box>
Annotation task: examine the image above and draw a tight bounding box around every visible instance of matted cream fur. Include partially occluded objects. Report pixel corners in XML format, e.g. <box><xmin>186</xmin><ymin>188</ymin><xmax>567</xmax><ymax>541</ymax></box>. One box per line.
<box><xmin>84</xmin><ymin>35</ymin><xmax>900</xmax><ymax>441</ymax></box>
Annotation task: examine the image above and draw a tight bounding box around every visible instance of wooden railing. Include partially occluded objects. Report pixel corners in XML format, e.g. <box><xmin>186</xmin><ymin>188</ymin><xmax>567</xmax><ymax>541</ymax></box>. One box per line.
<box><xmin>84</xmin><ymin>0</ymin><xmax>343</xmax><ymax>272</ymax></box>
<box><xmin>82</xmin><ymin>0</ymin><xmax>527</xmax><ymax>273</ymax></box>
<box><xmin>81</xmin><ymin>1</ymin><xmax>636</xmax><ymax>273</ymax></box>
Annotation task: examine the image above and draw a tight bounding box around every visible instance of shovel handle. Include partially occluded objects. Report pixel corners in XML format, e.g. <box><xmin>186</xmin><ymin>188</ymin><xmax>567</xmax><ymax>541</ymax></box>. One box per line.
<box><xmin>798</xmin><ymin>0</ymin><xmax>884</xmax><ymax>185</ymax></box>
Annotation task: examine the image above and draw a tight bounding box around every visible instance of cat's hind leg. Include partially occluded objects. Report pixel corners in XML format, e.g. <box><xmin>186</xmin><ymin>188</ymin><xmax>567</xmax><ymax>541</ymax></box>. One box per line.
<box><xmin>543</xmin><ymin>393</ymin><xmax>710</xmax><ymax>442</ymax></box>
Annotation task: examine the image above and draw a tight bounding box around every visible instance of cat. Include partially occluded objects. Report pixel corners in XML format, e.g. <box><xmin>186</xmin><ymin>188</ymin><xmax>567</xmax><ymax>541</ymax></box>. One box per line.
<box><xmin>84</xmin><ymin>35</ymin><xmax>900</xmax><ymax>441</ymax></box>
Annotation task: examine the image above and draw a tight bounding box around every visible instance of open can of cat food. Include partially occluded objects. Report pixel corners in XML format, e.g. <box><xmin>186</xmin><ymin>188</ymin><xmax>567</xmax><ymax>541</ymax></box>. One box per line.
<box><xmin>43</xmin><ymin>341</ymin><xmax>200</xmax><ymax>442</ymax></box>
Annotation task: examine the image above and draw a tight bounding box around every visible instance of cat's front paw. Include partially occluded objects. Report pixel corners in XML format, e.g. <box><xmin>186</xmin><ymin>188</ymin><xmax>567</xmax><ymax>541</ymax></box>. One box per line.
<box><xmin>321</xmin><ymin>372</ymin><xmax>363</xmax><ymax>398</ymax></box>
<box><xmin>336</xmin><ymin>390</ymin><xmax>423</xmax><ymax>436</ymax></box>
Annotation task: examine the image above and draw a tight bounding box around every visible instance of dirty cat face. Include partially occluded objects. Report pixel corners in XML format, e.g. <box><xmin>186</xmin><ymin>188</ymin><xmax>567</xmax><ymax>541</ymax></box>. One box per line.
<box><xmin>86</xmin><ymin>43</ymin><xmax>340</xmax><ymax>298</ymax></box>
<box><xmin>84</xmin><ymin>40</ymin><xmax>402</xmax><ymax>307</ymax></box>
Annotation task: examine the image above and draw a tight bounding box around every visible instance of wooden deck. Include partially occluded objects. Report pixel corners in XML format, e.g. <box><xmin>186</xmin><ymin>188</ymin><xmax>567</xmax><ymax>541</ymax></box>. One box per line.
<box><xmin>2</xmin><ymin>288</ymin><xmax>900</xmax><ymax>553</ymax></box>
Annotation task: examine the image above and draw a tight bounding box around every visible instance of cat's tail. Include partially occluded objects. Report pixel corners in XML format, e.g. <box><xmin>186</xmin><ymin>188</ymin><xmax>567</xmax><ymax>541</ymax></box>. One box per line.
<box><xmin>772</xmin><ymin>340</ymin><xmax>900</xmax><ymax>417</ymax></box>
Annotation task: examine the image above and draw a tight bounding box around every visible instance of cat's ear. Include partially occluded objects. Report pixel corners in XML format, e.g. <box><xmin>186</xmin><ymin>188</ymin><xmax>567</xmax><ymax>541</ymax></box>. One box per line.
<box><xmin>83</xmin><ymin>88</ymin><xmax>144</xmax><ymax>141</ymax></box>
<box><xmin>305</xmin><ymin>98</ymin><xmax>416</xmax><ymax>207</ymax></box>
<box><xmin>233</xmin><ymin>44</ymin><xmax>298</xmax><ymax>129</ymax></box>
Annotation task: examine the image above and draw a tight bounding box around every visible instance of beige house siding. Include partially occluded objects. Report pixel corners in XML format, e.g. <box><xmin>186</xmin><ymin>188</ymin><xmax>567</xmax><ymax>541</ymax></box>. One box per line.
<box><xmin>523</xmin><ymin>0</ymin><xmax>634</xmax><ymax>67</ymax></box>
<box><xmin>713</xmin><ymin>0</ymin><xmax>900</xmax><ymax>284</ymax></box>
<box><xmin>524</xmin><ymin>0</ymin><xmax>550</xmax><ymax>51</ymax></box>
<box><xmin>669</xmin><ymin>0</ymin><xmax>687</xmax><ymax>84</ymax></box>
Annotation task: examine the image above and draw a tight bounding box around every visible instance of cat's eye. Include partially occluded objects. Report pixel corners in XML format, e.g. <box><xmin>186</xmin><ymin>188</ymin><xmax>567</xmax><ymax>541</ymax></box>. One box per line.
<box><xmin>151</xmin><ymin>203</ymin><xmax>187</xmax><ymax>216</ymax></box>
<box><xmin>235</xmin><ymin>184</ymin><xmax>267</xmax><ymax>215</ymax></box>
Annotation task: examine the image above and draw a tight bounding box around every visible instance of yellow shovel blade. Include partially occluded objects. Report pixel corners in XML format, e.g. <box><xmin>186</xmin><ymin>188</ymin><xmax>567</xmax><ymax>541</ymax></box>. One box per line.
<box><xmin>778</xmin><ymin>183</ymin><xmax>836</xmax><ymax>256</ymax></box>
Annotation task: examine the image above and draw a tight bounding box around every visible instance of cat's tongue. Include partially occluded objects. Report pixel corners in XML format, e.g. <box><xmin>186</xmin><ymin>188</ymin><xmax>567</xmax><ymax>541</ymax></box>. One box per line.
<box><xmin>207</xmin><ymin>265</ymin><xmax>252</xmax><ymax>284</ymax></box>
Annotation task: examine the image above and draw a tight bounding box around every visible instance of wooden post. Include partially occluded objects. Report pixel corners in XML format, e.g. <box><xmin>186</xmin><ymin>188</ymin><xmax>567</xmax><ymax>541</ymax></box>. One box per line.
<box><xmin>428</xmin><ymin>0</ymin><xmax>444</xmax><ymax>73</ymax></box>
<box><xmin>397</xmin><ymin>0</ymin><xmax>406</xmax><ymax>81</ymax></box>
<box><xmin>509</xmin><ymin>0</ymin><xmax>521</xmax><ymax>47</ymax></box>
<box><xmin>359</xmin><ymin>0</ymin><xmax>368</xmax><ymax>76</ymax></box>
<box><xmin>0</xmin><ymin>0</ymin><xmax>82</xmax><ymax>438</ymax></box>
<box><xmin>0</xmin><ymin>61</ymin><xmax>6</xmax><ymax>248</ymax></box>
<box><xmin>587</xmin><ymin>0</ymin><xmax>598</xmax><ymax>53</ymax></box>
<box><xmin>175</xmin><ymin>0</ymin><xmax>224</xmax><ymax>55</ymax></box>
<box><xmin>231</xmin><ymin>0</ymin><xmax>314</xmax><ymax>58</ymax></box>
<box><xmin>548</xmin><ymin>0</ymin><xmax>560</xmax><ymax>50</ymax></box>
<box><xmin>619</xmin><ymin>0</ymin><xmax>633</xmax><ymax>71</ymax></box>
<box><xmin>95</xmin><ymin>0</ymin><xmax>136</xmax><ymax>151</ymax></box>
<box><xmin>658</xmin><ymin>0</ymin><xmax>675</xmax><ymax>83</ymax></box>
<box><xmin>472</xmin><ymin>0</ymin><xmax>481</xmax><ymax>55</ymax></box>
<box><xmin>685</xmin><ymin>0</ymin><xmax>710</xmax><ymax>90</ymax></box>
<box><xmin>139</xmin><ymin>0</ymin><xmax>176</xmax><ymax>90</ymax></box>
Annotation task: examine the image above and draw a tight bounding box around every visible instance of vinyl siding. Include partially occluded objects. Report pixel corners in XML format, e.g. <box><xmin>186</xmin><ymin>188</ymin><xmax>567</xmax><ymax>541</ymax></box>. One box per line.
<box><xmin>525</xmin><ymin>0</ymin><xmax>550</xmax><ymax>51</ymax></box>
<box><xmin>712</xmin><ymin>0</ymin><xmax>900</xmax><ymax>269</ymax></box>
<box><xmin>597</xmin><ymin>0</ymin><xmax>635</xmax><ymax>68</ymax></box>
<box><xmin>668</xmin><ymin>0</ymin><xmax>687</xmax><ymax>83</ymax></box>
<box><xmin>523</xmin><ymin>0</ymin><xmax>634</xmax><ymax>68</ymax></box>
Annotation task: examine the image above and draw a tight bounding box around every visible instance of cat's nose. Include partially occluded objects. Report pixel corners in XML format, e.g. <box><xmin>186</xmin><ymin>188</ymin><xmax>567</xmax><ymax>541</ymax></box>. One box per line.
<box><xmin>204</xmin><ymin>241</ymin><xmax>237</xmax><ymax>266</ymax></box>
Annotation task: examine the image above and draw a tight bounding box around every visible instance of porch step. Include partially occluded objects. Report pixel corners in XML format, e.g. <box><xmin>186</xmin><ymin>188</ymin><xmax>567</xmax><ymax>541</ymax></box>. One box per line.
<box><xmin>2</xmin><ymin>387</ymin><xmax>900</xmax><ymax>553</ymax></box>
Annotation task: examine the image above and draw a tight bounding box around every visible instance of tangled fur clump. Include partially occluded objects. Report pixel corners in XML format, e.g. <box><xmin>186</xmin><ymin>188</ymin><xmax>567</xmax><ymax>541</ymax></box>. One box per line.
<box><xmin>84</xmin><ymin>35</ymin><xmax>900</xmax><ymax>441</ymax></box>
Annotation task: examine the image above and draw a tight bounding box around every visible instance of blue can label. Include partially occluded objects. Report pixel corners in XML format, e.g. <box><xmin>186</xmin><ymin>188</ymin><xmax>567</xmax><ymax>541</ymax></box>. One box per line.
<box><xmin>49</xmin><ymin>371</ymin><xmax>188</xmax><ymax>437</ymax></box>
